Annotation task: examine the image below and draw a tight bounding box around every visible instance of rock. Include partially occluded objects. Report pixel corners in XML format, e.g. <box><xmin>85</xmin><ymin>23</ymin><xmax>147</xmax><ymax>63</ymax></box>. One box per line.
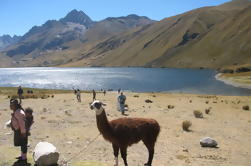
<box><xmin>4</xmin><ymin>132</ymin><xmax>12</xmax><ymax>135</ymax></box>
<box><xmin>235</xmin><ymin>67</ymin><xmax>251</xmax><ymax>73</ymax></box>
<box><xmin>200</xmin><ymin>137</ymin><xmax>218</xmax><ymax>148</ymax></box>
<box><xmin>219</xmin><ymin>69</ymin><xmax>234</xmax><ymax>74</ymax></box>
<box><xmin>33</xmin><ymin>142</ymin><xmax>59</xmax><ymax>166</ymax></box>
<box><xmin>145</xmin><ymin>99</ymin><xmax>153</xmax><ymax>103</ymax></box>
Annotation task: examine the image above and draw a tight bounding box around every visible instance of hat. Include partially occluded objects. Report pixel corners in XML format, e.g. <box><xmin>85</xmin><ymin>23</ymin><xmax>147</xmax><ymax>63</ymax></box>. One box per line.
<box><xmin>10</xmin><ymin>99</ymin><xmax>19</xmax><ymax>105</ymax></box>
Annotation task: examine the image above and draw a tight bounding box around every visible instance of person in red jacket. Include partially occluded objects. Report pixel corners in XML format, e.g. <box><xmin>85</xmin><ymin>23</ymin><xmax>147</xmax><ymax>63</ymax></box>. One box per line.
<box><xmin>10</xmin><ymin>99</ymin><xmax>28</xmax><ymax>163</ymax></box>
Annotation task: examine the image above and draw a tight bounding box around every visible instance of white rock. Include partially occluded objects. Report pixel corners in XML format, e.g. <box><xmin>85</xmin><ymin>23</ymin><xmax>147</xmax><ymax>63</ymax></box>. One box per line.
<box><xmin>33</xmin><ymin>142</ymin><xmax>59</xmax><ymax>166</ymax></box>
<box><xmin>200</xmin><ymin>137</ymin><xmax>218</xmax><ymax>148</ymax></box>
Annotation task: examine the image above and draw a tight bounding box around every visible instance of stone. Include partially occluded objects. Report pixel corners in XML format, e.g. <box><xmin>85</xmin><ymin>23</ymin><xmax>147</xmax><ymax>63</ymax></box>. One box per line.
<box><xmin>33</xmin><ymin>142</ymin><xmax>59</xmax><ymax>166</ymax></box>
<box><xmin>200</xmin><ymin>137</ymin><xmax>218</xmax><ymax>148</ymax></box>
<box><xmin>145</xmin><ymin>99</ymin><xmax>153</xmax><ymax>103</ymax></box>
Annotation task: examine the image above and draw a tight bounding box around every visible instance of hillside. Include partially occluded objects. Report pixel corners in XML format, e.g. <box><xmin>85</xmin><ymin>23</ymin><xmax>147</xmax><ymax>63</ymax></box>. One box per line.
<box><xmin>62</xmin><ymin>0</ymin><xmax>251</xmax><ymax>68</ymax></box>
<box><xmin>0</xmin><ymin>0</ymin><xmax>251</xmax><ymax>68</ymax></box>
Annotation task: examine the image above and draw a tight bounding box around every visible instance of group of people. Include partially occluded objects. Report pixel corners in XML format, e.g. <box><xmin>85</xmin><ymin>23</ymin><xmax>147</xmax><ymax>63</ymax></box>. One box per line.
<box><xmin>73</xmin><ymin>88</ymin><xmax>127</xmax><ymax>115</ymax></box>
<box><xmin>7</xmin><ymin>86</ymin><xmax>127</xmax><ymax>164</ymax></box>
<box><xmin>73</xmin><ymin>89</ymin><xmax>107</xmax><ymax>102</ymax></box>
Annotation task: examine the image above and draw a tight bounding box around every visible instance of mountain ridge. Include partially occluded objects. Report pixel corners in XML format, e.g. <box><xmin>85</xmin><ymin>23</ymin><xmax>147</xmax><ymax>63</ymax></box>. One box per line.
<box><xmin>1</xmin><ymin>0</ymin><xmax>251</xmax><ymax>68</ymax></box>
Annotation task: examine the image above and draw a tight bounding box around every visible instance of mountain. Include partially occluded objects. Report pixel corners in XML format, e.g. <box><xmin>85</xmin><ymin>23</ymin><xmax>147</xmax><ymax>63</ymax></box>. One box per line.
<box><xmin>0</xmin><ymin>10</ymin><xmax>154</xmax><ymax>67</ymax></box>
<box><xmin>1</xmin><ymin>0</ymin><xmax>251</xmax><ymax>68</ymax></box>
<box><xmin>60</xmin><ymin>9</ymin><xmax>94</xmax><ymax>28</ymax></box>
<box><xmin>61</xmin><ymin>0</ymin><xmax>251</xmax><ymax>68</ymax></box>
<box><xmin>0</xmin><ymin>35</ymin><xmax>21</xmax><ymax>50</ymax></box>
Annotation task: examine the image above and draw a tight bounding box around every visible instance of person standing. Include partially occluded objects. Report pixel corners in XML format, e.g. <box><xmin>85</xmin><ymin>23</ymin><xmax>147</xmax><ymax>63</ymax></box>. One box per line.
<box><xmin>103</xmin><ymin>90</ymin><xmax>106</xmax><ymax>96</ymax></box>
<box><xmin>10</xmin><ymin>99</ymin><xmax>28</xmax><ymax>163</ymax></box>
<box><xmin>17</xmin><ymin>86</ymin><xmax>23</xmax><ymax>104</ymax></box>
<box><xmin>76</xmin><ymin>89</ymin><xmax>81</xmax><ymax>102</ymax></box>
<box><xmin>92</xmin><ymin>89</ymin><xmax>96</xmax><ymax>101</ymax></box>
<box><xmin>117</xmin><ymin>92</ymin><xmax>126</xmax><ymax>115</ymax></box>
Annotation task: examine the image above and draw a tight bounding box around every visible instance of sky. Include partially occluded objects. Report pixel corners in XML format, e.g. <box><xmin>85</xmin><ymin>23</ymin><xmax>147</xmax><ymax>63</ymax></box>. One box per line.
<box><xmin>0</xmin><ymin>0</ymin><xmax>231</xmax><ymax>36</ymax></box>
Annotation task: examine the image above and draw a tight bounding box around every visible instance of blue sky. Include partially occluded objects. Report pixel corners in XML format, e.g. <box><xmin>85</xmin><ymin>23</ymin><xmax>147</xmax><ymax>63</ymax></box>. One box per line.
<box><xmin>0</xmin><ymin>0</ymin><xmax>231</xmax><ymax>36</ymax></box>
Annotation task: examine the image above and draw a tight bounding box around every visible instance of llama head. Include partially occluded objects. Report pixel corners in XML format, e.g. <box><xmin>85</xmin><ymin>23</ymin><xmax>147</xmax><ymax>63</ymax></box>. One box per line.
<box><xmin>90</xmin><ymin>100</ymin><xmax>106</xmax><ymax>115</ymax></box>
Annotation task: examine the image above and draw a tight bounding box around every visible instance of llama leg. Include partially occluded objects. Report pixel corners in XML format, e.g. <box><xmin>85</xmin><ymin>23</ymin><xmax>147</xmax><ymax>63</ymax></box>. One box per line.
<box><xmin>120</xmin><ymin>146</ymin><xmax>128</xmax><ymax>166</ymax></box>
<box><xmin>143</xmin><ymin>141</ymin><xmax>155</xmax><ymax>166</ymax></box>
<box><xmin>113</xmin><ymin>144</ymin><xmax>119</xmax><ymax>166</ymax></box>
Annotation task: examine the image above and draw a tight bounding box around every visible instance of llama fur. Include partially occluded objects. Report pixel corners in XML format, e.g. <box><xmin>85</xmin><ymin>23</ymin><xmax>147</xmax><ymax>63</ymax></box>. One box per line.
<box><xmin>90</xmin><ymin>100</ymin><xmax>160</xmax><ymax>166</ymax></box>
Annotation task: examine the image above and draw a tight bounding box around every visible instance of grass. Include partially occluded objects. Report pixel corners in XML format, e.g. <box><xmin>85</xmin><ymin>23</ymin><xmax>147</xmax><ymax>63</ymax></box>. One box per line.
<box><xmin>0</xmin><ymin>87</ymin><xmax>102</xmax><ymax>100</ymax></box>
<box><xmin>242</xmin><ymin>105</ymin><xmax>250</xmax><ymax>111</ymax></box>
<box><xmin>193</xmin><ymin>110</ymin><xmax>203</xmax><ymax>118</ymax></box>
<box><xmin>205</xmin><ymin>107</ymin><xmax>211</xmax><ymax>114</ymax></box>
<box><xmin>182</xmin><ymin>120</ymin><xmax>192</xmax><ymax>131</ymax></box>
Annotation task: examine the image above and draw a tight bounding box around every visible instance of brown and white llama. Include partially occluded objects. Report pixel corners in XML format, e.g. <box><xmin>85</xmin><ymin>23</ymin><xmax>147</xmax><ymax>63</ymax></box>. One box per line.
<box><xmin>90</xmin><ymin>100</ymin><xmax>160</xmax><ymax>166</ymax></box>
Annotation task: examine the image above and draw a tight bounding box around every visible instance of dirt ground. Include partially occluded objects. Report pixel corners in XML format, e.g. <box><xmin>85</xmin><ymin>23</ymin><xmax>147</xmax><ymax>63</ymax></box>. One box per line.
<box><xmin>0</xmin><ymin>92</ymin><xmax>251</xmax><ymax>166</ymax></box>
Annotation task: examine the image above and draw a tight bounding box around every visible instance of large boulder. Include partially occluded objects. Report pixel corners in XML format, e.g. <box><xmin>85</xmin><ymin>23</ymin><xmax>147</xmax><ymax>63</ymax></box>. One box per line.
<box><xmin>33</xmin><ymin>142</ymin><xmax>59</xmax><ymax>166</ymax></box>
<box><xmin>200</xmin><ymin>137</ymin><xmax>218</xmax><ymax>148</ymax></box>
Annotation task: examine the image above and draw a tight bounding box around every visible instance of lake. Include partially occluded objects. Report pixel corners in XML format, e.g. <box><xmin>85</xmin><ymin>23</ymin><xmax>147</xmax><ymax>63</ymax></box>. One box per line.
<box><xmin>0</xmin><ymin>67</ymin><xmax>250</xmax><ymax>96</ymax></box>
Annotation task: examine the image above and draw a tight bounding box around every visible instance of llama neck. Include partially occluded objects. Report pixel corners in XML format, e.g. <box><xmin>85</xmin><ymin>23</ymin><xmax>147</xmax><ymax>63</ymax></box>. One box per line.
<box><xmin>96</xmin><ymin>109</ymin><xmax>113</xmax><ymax>139</ymax></box>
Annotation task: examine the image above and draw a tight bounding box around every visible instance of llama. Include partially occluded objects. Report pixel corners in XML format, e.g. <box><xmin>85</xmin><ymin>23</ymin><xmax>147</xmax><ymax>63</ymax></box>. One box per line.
<box><xmin>90</xmin><ymin>100</ymin><xmax>160</xmax><ymax>166</ymax></box>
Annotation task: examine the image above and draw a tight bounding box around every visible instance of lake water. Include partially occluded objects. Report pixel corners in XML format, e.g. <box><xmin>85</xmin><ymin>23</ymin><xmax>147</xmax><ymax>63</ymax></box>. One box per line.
<box><xmin>0</xmin><ymin>67</ymin><xmax>250</xmax><ymax>96</ymax></box>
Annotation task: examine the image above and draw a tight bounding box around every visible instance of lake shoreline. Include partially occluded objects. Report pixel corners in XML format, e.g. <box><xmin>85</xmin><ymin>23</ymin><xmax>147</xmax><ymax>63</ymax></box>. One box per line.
<box><xmin>215</xmin><ymin>73</ymin><xmax>251</xmax><ymax>90</ymax></box>
<box><xmin>0</xmin><ymin>86</ymin><xmax>250</xmax><ymax>97</ymax></box>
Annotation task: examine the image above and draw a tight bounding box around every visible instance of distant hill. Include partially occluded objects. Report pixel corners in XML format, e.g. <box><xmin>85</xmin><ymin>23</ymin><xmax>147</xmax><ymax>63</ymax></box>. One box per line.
<box><xmin>0</xmin><ymin>35</ymin><xmax>21</xmax><ymax>50</ymax></box>
<box><xmin>1</xmin><ymin>0</ymin><xmax>251</xmax><ymax>68</ymax></box>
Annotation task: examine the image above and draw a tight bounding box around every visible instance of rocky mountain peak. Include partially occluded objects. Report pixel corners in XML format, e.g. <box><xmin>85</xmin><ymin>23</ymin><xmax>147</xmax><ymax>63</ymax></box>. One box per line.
<box><xmin>60</xmin><ymin>9</ymin><xmax>94</xmax><ymax>28</ymax></box>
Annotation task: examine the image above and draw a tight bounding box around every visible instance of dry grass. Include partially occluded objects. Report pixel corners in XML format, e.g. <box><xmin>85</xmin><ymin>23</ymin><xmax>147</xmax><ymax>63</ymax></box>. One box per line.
<box><xmin>193</xmin><ymin>110</ymin><xmax>203</xmax><ymax>118</ymax></box>
<box><xmin>182</xmin><ymin>120</ymin><xmax>192</xmax><ymax>131</ymax></box>
<box><xmin>242</xmin><ymin>105</ymin><xmax>250</xmax><ymax>111</ymax></box>
<box><xmin>205</xmin><ymin>107</ymin><xmax>212</xmax><ymax>114</ymax></box>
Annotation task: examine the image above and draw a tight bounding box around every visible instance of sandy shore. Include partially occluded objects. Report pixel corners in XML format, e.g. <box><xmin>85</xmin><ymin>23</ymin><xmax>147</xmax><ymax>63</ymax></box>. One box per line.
<box><xmin>0</xmin><ymin>91</ymin><xmax>251</xmax><ymax>166</ymax></box>
<box><xmin>216</xmin><ymin>73</ymin><xmax>251</xmax><ymax>90</ymax></box>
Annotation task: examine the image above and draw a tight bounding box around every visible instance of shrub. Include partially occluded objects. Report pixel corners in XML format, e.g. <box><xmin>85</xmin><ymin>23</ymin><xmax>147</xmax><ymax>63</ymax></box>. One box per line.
<box><xmin>194</xmin><ymin>110</ymin><xmax>203</xmax><ymax>118</ymax></box>
<box><xmin>182</xmin><ymin>120</ymin><xmax>192</xmax><ymax>131</ymax></box>
<box><xmin>205</xmin><ymin>107</ymin><xmax>211</xmax><ymax>114</ymax></box>
<box><xmin>145</xmin><ymin>99</ymin><xmax>153</xmax><ymax>103</ymax></box>
<box><xmin>243</xmin><ymin>105</ymin><xmax>249</xmax><ymax>111</ymax></box>
<box><xmin>168</xmin><ymin>105</ymin><xmax>174</xmax><ymax>109</ymax></box>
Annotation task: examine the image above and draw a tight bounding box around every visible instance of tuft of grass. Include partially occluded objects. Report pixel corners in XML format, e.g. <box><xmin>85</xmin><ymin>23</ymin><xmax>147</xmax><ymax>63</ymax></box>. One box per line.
<box><xmin>182</xmin><ymin>120</ymin><xmax>192</xmax><ymax>131</ymax></box>
<box><xmin>145</xmin><ymin>99</ymin><xmax>153</xmax><ymax>103</ymax></box>
<box><xmin>193</xmin><ymin>110</ymin><xmax>203</xmax><ymax>118</ymax></box>
<box><xmin>242</xmin><ymin>105</ymin><xmax>249</xmax><ymax>111</ymax></box>
<box><xmin>168</xmin><ymin>105</ymin><xmax>174</xmax><ymax>109</ymax></box>
<box><xmin>205</xmin><ymin>107</ymin><xmax>212</xmax><ymax>114</ymax></box>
